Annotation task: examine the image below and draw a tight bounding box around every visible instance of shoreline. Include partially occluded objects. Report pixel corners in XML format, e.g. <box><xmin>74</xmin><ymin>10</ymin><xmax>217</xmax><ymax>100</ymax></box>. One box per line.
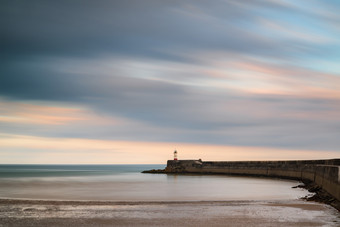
<box><xmin>1</xmin><ymin>198</ymin><xmax>339</xmax><ymax>227</ymax></box>
<box><xmin>0</xmin><ymin>198</ymin><xmax>276</xmax><ymax>205</ymax></box>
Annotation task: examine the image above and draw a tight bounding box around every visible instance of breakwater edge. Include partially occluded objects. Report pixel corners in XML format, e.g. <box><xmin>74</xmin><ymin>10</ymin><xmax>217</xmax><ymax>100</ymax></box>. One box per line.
<box><xmin>143</xmin><ymin>159</ymin><xmax>340</xmax><ymax>211</ymax></box>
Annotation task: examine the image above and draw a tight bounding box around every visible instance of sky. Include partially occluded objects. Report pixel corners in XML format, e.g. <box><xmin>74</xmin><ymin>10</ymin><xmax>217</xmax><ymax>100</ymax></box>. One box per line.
<box><xmin>1</xmin><ymin>0</ymin><xmax>340</xmax><ymax>164</ymax></box>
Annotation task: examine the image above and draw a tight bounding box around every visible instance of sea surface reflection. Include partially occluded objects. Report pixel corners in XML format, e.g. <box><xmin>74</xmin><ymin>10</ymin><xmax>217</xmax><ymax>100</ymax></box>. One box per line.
<box><xmin>0</xmin><ymin>165</ymin><xmax>309</xmax><ymax>201</ymax></box>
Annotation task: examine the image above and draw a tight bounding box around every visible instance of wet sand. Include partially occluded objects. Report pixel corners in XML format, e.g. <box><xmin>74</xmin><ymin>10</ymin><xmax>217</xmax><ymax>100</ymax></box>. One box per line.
<box><xmin>1</xmin><ymin>199</ymin><xmax>340</xmax><ymax>226</ymax></box>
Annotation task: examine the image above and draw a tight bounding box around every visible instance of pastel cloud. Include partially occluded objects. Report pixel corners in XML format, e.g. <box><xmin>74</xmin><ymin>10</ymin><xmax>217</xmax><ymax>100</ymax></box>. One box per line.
<box><xmin>0</xmin><ymin>100</ymin><xmax>89</xmax><ymax>125</ymax></box>
<box><xmin>226</xmin><ymin>60</ymin><xmax>340</xmax><ymax>98</ymax></box>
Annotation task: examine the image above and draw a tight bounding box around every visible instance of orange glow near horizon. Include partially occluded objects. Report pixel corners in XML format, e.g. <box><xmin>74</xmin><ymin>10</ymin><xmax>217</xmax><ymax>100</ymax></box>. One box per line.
<box><xmin>0</xmin><ymin>100</ymin><xmax>120</xmax><ymax>126</ymax></box>
<box><xmin>0</xmin><ymin>134</ymin><xmax>338</xmax><ymax>164</ymax></box>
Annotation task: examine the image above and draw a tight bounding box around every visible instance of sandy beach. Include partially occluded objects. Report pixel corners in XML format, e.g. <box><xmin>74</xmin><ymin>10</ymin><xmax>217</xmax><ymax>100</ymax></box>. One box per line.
<box><xmin>1</xmin><ymin>199</ymin><xmax>340</xmax><ymax>227</ymax></box>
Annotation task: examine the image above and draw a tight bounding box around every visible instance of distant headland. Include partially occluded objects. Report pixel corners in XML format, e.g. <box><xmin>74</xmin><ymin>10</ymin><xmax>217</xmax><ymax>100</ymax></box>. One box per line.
<box><xmin>143</xmin><ymin>158</ymin><xmax>340</xmax><ymax>211</ymax></box>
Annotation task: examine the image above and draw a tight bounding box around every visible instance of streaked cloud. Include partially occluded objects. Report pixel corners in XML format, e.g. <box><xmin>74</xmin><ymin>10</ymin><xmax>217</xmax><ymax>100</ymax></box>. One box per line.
<box><xmin>1</xmin><ymin>0</ymin><xmax>340</xmax><ymax>163</ymax></box>
<box><xmin>0</xmin><ymin>100</ymin><xmax>89</xmax><ymax>125</ymax></box>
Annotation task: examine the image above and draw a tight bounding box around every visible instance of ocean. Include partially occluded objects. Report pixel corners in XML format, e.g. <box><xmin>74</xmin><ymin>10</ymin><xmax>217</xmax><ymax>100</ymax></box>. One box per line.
<box><xmin>0</xmin><ymin>164</ymin><xmax>309</xmax><ymax>201</ymax></box>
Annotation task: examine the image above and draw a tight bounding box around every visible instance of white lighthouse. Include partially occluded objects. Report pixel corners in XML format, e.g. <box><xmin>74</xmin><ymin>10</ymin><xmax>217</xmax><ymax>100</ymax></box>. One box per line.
<box><xmin>174</xmin><ymin>150</ymin><xmax>178</xmax><ymax>160</ymax></box>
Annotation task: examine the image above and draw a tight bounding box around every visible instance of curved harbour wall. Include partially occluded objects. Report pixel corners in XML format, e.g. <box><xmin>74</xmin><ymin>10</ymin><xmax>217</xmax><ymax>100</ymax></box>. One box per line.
<box><xmin>165</xmin><ymin>159</ymin><xmax>340</xmax><ymax>202</ymax></box>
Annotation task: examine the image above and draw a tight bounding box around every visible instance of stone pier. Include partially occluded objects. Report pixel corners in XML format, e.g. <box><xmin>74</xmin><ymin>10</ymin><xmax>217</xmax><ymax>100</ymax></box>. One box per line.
<box><xmin>161</xmin><ymin>159</ymin><xmax>340</xmax><ymax>205</ymax></box>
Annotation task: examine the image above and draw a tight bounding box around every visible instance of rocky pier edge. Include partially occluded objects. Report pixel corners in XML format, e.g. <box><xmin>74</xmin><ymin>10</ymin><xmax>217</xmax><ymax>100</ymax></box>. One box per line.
<box><xmin>294</xmin><ymin>180</ymin><xmax>340</xmax><ymax>211</ymax></box>
<box><xmin>141</xmin><ymin>169</ymin><xmax>166</xmax><ymax>174</ymax></box>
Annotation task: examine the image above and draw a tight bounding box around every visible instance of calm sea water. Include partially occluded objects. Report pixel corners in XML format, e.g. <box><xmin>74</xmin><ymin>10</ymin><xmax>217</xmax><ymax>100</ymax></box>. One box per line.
<box><xmin>0</xmin><ymin>164</ymin><xmax>309</xmax><ymax>201</ymax></box>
